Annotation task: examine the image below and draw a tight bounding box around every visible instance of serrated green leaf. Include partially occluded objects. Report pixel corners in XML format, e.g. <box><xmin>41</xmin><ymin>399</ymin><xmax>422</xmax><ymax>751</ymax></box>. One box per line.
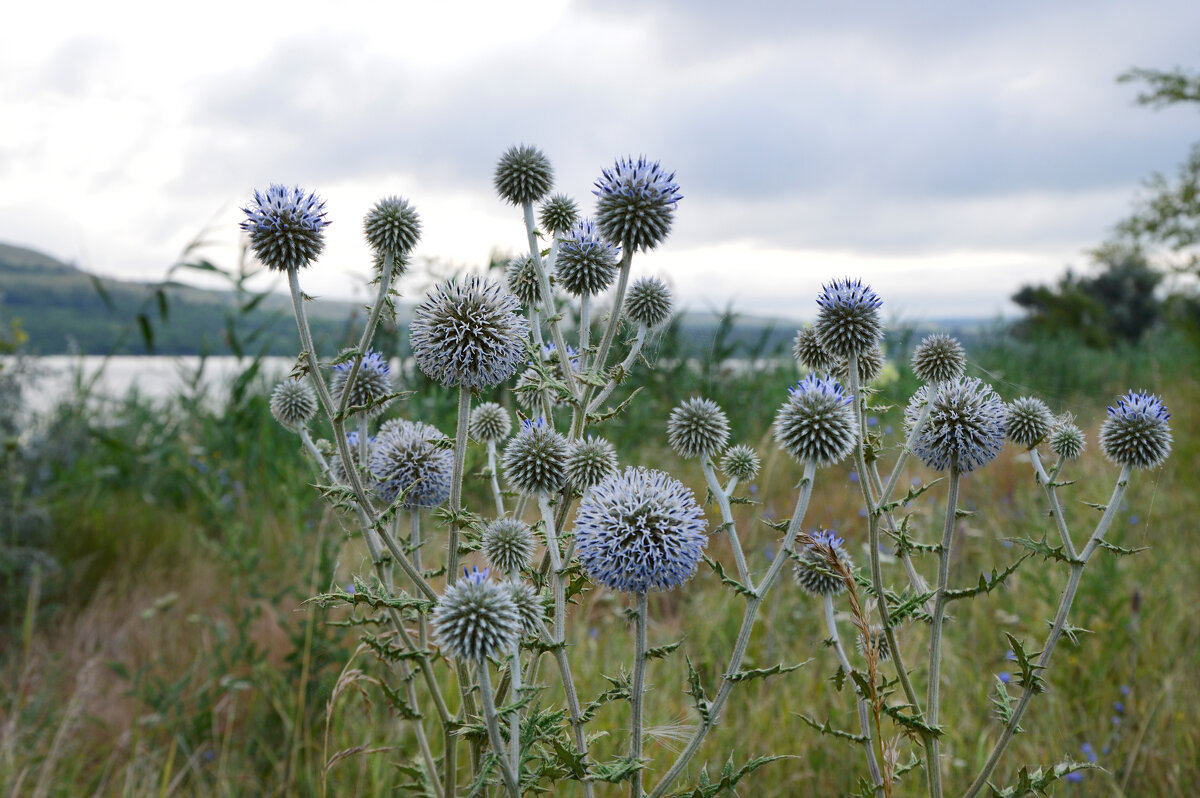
<box><xmin>944</xmin><ymin>552</ymin><xmax>1032</xmax><ymax>601</ymax></box>
<box><xmin>793</xmin><ymin>712</ymin><xmax>869</xmax><ymax>742</ymax></box>
<box><xmin>724</xmin><ymin>660</ymin><xmax>808</xmax><ymax>683</ymax></box>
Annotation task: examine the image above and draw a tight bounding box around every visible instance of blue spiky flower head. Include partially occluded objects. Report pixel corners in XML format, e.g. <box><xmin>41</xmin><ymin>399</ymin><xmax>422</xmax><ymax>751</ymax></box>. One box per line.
<box><xmin>1006</xmin><ymin>396</ymin><xmax>1054</xmax><ymax>449</ymax></box>
<box><xmin>593</xmin><ymin>157</ymin><xmax>682</xmax><ymax>252</ymax></box>
<box><xmin>502</xmin><ymin>417</ymin><xmax>569</xmax><ymax>495</ymax></box>
<box><xmin>363</xmin><ymin>195</ymin><xmax>421</xmax><ymax>267</ymax></box>
<box><xmin>330</xmin><ymin>350</ymin><xmax>393</xmax><ymax>418</ymax></box>
<box><xmin>1099</xmin><ymin>391</ymin><xmax>1172</xmax><ymax>469</ymax></box>
<box><xmin>240</xmin><ymin>184</ymin><xmax>329</xmax><ymax>272</ymax></box>
<box><xmin>625</xmin><ymin>276</ymin><xmax>673</xmax><ymax>328</ymax></box>
<box><xmin>911</xmin><ymin>376</ymin><xmax>1006</xmax><ymax>473</ymax></box>
<box><xmin>369</xmin><ymin>420</ymin><xmax>452</xmax><ymax>508</ymax></box>
<box><xmin>494</xmin><ymin>144</ymin><xmax>554</xmax><ymax>206</ymax></box>
<box><xmin>773</xmin><ymin>374</ymin><xmax>857</xmax><ymax>466</ymax></box>
<box><xmin>793</xmin><ymin>325</ymin><xmax>837</xmax><ymax>374</ymax></box>
<box><xmin>432</xmin><ymin>567</ymin><xmax>522</xmax><ymax>662</ymax></box>
<box><xmin>539</xmin><ymin>193</ymin><xmax>580</xmax><ymax>235</ymax></box>
<box><xmin>667</xmin><ymin>397</ymin><xmax>730</xmax><ymax>460</ymax></box>
<box><xmin>792</xmin><ymin>529</ymin><xmax>853</xmax><ymax>596</ymax></box>
<box><xmin>575</xmin><ymin>466</ymin><xmax>708</xmax><ymax>594</ymax></box>
<box><xmin>565</xmin><ymin>435</ymin><xmax>619</xmax><ymax>493</ymax></box>
<box><xmin>503</xmin><ymin>579</ymin><xmax>544</xmax><ymax>636</ymax></box>
<box><xmin>469</xmin><ymin>402</ymin><xmax>512</xmax><ymax>444</ymax></box>
<box><xmin>814</xmin><ymin>278</ymin><xmax>883</xmax><ymax>359</ymax></box>
<box><xmin>555</xmin><ymin>218</ymin><xmax>620</xmax><ymax>296</ymax></box>
<box><xmin>505</xmin><ymin>255</ymin><xmax>543</xmax><ymax>308</ymax></box>
<box><xmin>410</xmin><ymin>275</ymin><xmax>531</xmax><ymax>390</ymax></box>
<box><xmin>720</xmin><ymin>444</ymin><xmax>761</xmax><ymax>481</ymax></box>
<box><xmin>482</xmin><ymin>519</ymin><xmax>536</xmax><ymax>574</ymax></box>
<box><xmin>1049</xmin><ymin>414</ymin><xmax>1086</xmax><ymax>461</ymax></box>
<box><xmin>911</xmin><ymin>333</ymin><xmax>966</xmax><ymax>384</ymax></box>
<box><xmin>269</xmin><ymin>378</ymin><xmax>317</xmax><ymax>430</ymax></box>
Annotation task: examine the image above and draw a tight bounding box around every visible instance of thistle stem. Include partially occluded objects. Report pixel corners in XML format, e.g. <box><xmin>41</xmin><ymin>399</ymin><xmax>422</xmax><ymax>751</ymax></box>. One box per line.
<box><xmin>589</xmin><ymin>248</ymin><xmax>633</xmax><ymax>384</ymax></box>
<box><xmin>335</xmin><ymin>252</ymin><xmax>395</xmax><ymax>421</ymax></box>
<box><xmin>631</xmin><ymin>591</ymin><xmax>649</xmax><ymax>798</ymax></box>
<box><xmin>702</xmin><ymin>458</ymin><xmax>750</xmax><ymax>584</ymax></box>
<box><xmin>823</xmin><ymin>594</ymin><xmax>884</xmax><ymax>795</ymax></box>
<box><xmin>477</xmin><ymin>663</ymin><xmax>521</xmax><ymax>797</ymax></box>
<box><xmin>587</xmin><ymin>324</ymin><xmax>648</xmax><ymax>414</ymax></box>
<box><xmin>924</xmin><ymin>466</ymin><xmax>960</xmax><ymax>798</ymax></box>
<box><xmin>1029</xmin><ymin>449</ymin><xmax>1078</xmax><ymax>558</ymax></box>
<box><xmin>580</xmin><ymin>292</ymin><xmax>591</xmax><ymax>355</ymax></box>
<box><xmin>448</xmin><ymin>387</ymin><xmax>471</xmax><ymax>585</ymax></box>
<box><xmin>487</xmin><ymin>442</ymin><xmax>506</xmax><ymax>517</ymax></box>
<box><xmin>522</xmin><ymin>201</ymin><xmax>579</xmax><ymax>398</ymax></box>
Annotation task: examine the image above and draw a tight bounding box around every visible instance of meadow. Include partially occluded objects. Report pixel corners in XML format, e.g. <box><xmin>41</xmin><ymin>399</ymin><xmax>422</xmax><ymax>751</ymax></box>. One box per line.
<box><xmin>1</xmin><ymin>320</ymin><xmax>1196</xmax><ymax>797</ymax></box>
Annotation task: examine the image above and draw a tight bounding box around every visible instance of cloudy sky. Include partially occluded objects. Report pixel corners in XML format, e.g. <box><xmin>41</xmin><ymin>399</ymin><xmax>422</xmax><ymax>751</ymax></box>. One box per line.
<box><xmin>3</xmin><ymin>0</ymin><xmax>1197</xmax><ymax>321</ymax></box>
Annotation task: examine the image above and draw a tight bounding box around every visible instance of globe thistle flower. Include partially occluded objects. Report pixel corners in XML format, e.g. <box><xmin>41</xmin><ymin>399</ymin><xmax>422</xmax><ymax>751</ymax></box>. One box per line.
<box><xmin>363</xmin><ymin>195</ymin><xmax>421</xmax><ymax>266</ymax></box>
<box><xmin>667</xmin><ymin>397</ymin><xmax>731</xmax><ymax>460</ymax></box>
<box><xmin>330</xmin><ymin>350</ymin><xmax>393</xmax><ymax>418</ymax></box>
<box><xmin>410</xmin><ymin>275</ymin><xmax>531</xmax><ymax>390</ymax></box>
<box><xmin>482</xmin><ymin>518</ymin><xmax>536</xmax><ymax>574</ymax></box>
<box><xmin>911</xmin><ymin>377</ymin><xmax>1006</xmax><ymax>473</ymax></box>
<box><xmin>813</xmin><ymin>278</ymin><xmax>883</xmax><ymax>359</ymax></box>
<box><xmin>269</xmin><ymin>378</ymin><xmax>317</xmax><ymax>430</ymax></box>
<box><xmin>1099</xmin><ymin>391</ymin><xmax>1172</xmax><ymax>470</ymax></box>
<box><xmin>539</xmin><ymin>194</ymin><xmax>580</xmax><ymax>235</ymax></box>
<box><xmin>502</xmin><ymin>418</ymin><xmax>569</xmax><ymax>494</ymax></box>
<box><xmin>503</xmin><ymin>579</ymin><xmax>544</xmax><ymax>636</ymax></box>
<box><xmin>833</xmin><ymin>345</ymin><xmax>885</xmax><ymax>385</ymax></box>
<box><xmin>856</xmin><ymin>626</ymin><xmax>893</xmax><ymax>662</ymax></box>
<box><xmin>566</xmin><ymin>436</ymin><xmax>619</xmax><ymax>493</ymax></box>
<box><xmin>239</xmin><ymin>184</ymin><xmax>329</xmax><ymax>272</ymax></box>
<box><xmin>328</xmin><ymin>431</ymin><xmax>373</xmax><ymax>484</ymax></box>
<box><xmin>505</xmin><ymin>255</ymin><xmax>543</xmax><ymax>308</ymax></box>
<box><xmin>593</xmin><ymin>156</ymin><xmax>682</xmax><ymax>252</ymax></box>
<box><xmin>773</xmin><ymin>375</ymin><xmax>858</xmax><ymax>466</ymax></box>
<box><xmin>625</xmin><ymin>276</ymin><xmax>673</xmax><ymax>328</ymax></box>
<box><xmin>1049</xmin><ymin>415</ymin><xmax>1086</xmax><ymax>461</ymax></box>
<box><xmin>793</xmin><ymin>326</ymin><xmax>837</xmax><ymax>374</ymax></box>
<box><xmin>555</xmin><ymin>218</ymin><xmax>620</xmax><ymax>296</ymax></box>
<box><xmin>431</xmin><ymin>567</ymin><xmax>522</xmax><ymax>662</ymax></box>
<box><xmin>911</xmin><ymin>333</ymin><xmax>966</xmax><ymax>384</ymax></box>
<box><xmin>369</xmin><ymin>420</ymin><xmax>452</xmax><ymax>507</ymax></box>
<box><xmin>469</xmin><ymin>402</ymin><xmax>512</xmax><ymax>444</ymax></box>
<box><xmin>1006</xmin><ymin>396</ymin><xmax>1054</xmax><ymax>449</ymax></box>
<box><xmin>792</xmin><ymin>529</ymin><xmax>853</xmax><ymax>596</ymax></box>
<box><xmin>720</xmin><ymin>444</ymin><xmax>761</xmax><ymax>482</ymax></box>
<box><xmin>494</xmin><ymin>144</ymin><xmax>554</xmax><ymax>206</ymax></box>
<box><xmin>575</xmin><ymin>466</ymin><xmax>708</xmax><ymax>593</ymax></box>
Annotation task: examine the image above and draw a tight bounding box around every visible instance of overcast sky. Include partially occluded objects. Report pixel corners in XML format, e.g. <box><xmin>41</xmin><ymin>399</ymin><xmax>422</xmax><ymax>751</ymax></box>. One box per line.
<box><xmin>3</xmin><ymin>0</ymin><xmax>1197</xmax><ymax>321</ymax></box>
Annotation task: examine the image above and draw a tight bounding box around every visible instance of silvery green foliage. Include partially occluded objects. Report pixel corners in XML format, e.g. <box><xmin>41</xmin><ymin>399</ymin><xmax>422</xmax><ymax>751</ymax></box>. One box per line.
<box><xmin>410</xmin><ymin>275</ymin><xmax>530</xmax><ymax>390</ymax></box>
<box><xmin>363</xmin><ymin>195</ymin><xmax>421</xmax><ymax>264</ymax></box>
<box><xmin>911</xmin><ymin>333</ymin><xmax>966</xmax><ymax>384</ymax></box>
<box><xmin>911</xmin><ymin>376</ymin><xmax>1006</xmax><ymax>473</ymax></box>
<box><xmin>667</xmin><ymin>397</ymin><xmax>731</xmax><ymax>460</ymax></box>
<box><xmin>369</xmin><ymin>420</ymin><xmax>452</xmax><ymax>508</ymax></box>
<box><xmin>468</xmin><ymin>402</ymin><xmax>512</xmax><ymax>444</ymax></box>
<box><xmin>494</xmin><ymin>144</ymin><xmax>554</xmax><ymax>206</ymax></box>
<box><xmin>1006</xmin><ymin>396</ymin><xmax>1054</xmax><ymax>448</ymax></box>
<box><xmin>814</xmin><ymin>277</ymin><xmax>883</xmax><ymax>359</ymax></box>
<box><xmin>482</xmin><ymin>519</ymin><xmax>536</xmax><ymax>574</ymax></box>
<box><xmin>1099</xmin><ymin>391</ymin><xmax>1172</xmax><ymax>469</ymax></box>
<box><xmin>539</xmin><ymin>193</ymin><xmax>580</xmax><ymax>234</ymax></box>
<box><xmin>720</xmin><ymin>444</ymin><xmax>761</xmax><ymax>481</ymax></box>
<box><xmin>575</xmin><ymin>466</ymin><xmax>708</xmax><ymax>593</ymax></box>
<box><xmin>593</xmin><ymin>156</ymin><xmax>682</xmax><ymax>251</ymax></box>
<box><xmin>503</xmin><ymin>579</ymin><xmax>544</xmax><ymax>635</ymax></box>
<box><xmin>269</xmin><ymin>379</ymin><xmax>317</xmax><ymax>430</ymax></box>
<box><xmin>432</xmin><ymin>567</ymin><xmax>522</xmax><ymax>662</ymax></box>
<box><xmin>555</xmin><ymin>218</ymin><xmax>620</xmax><ymax>296</ymax></box>
<box><xmin>240</xmin><ymin>184</ymin><xmax>328</xmax><ymax>272</ymax></box>
<box><xmin>505</xmin><ymin>255</ymin><xmax>543</xmax><ymax>308</ymax></box>
<box><xmin>624</xmin><ymin>276</ymin><xmax>673</xmax><ymax>328</ymax></box>
<box><xmin>793</xmin><ymin>325</ymin><xmax>837</xmax><ymax>373</ymax></box>
<box><xmin>792</xmin><ymin>529</ymin><xmax>853</xmax><ymax>596</ymax></box>
<box><xmin>833</xmin><ymin>345</ymin><xmax>885</xmax><ymax>385</ymax></box>
<box><xmin>1049</xmin><ymin>416</ymin><xmax>1086</xmax><ymax>460</ymax></box>
<box><xmin>330</xmin><ymin>350</ymin><xmax>393</xmax><ymax>417</ymax></box>
<box><xmin>856</xmin><ymin>626</ymin><xmax>893</xmax><ymax>662</ymax></box>
<box><xmin>773</xmin><ymin>374</ymin><xmax>857</xmax><ymax>466</ymax></box>
<box><xmin>502</xmin><ymin>418</ymin><xmax>569</xmax><ymax>494</ymax></box>
<box><xmin>565</xmin><ymin>435</ymin><xmax>619</xmax><ymax>493</ymax></box>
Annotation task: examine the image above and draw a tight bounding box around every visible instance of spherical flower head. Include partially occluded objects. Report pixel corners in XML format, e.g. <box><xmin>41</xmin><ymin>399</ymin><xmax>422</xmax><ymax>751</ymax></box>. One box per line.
<box><xmin>720</xmin><ymin>444</ymin><xmax>761</xmax><ymax>482</ymax></box>
<box><xmin>857</xmin><ymin>626</ymin><xmax>893</xmax><ymax>662</ymax></box>
<box><xmin>792</xmin><ymin>529</ymin><xmax>853</xmax><ymax>596</ymax></box>
<box><xmin>330</xmin><ymin>350</ymin><xmax>393</xmax><ymax>418</ymax></box>
<box><xmin>469</xmin><ymin>402</ymin><xmax>512</xmax><ymax>444</ymax></box>
<box><xmin>911</xmin><ymin>333</ymin><xmax>966</xmax><ymax>384</ymax></box>
<box><xmin>1049</xmin><ymin>415</ymin><xmax>1086</xmax><ymax>461</ymax></box>
<box><xmin>1006</xmin><ymin>396</ymin><xmax>1054</xmax><ymax>448</ymax></box>
<box><xmin>410</xmin><ymin>275</ymin><xmax>531</xmax><ymax>390</ymax></box>
<box><xmin>269</xmin><ymin>378</ymin><xmax>317</xmax><ymax>430</ymax></box>
<box><xmin>502</xmin><ymin>418</ymin><xmax>569</xmax><ymax>494</ymax></box>
<box><xmin>566</xmin><ymin>436</ymin><xmax>619</xmax><ymax>493</ymax></box>
<box><xmin>503</xmin><ymin>579</ymin><xmax>544</xmax><ymax>636</ymax></box>
<box><xmin>505</xmin><ymin>255</ymin><xmax>543</xmax><ymax>308</ymax></box>
<box><xmin>667</xmin><ymin>397</ymin><xmax>730</xmax><ymax>460</ymax></box>
<box><xmin>912</xmin><ymin>377</ymin><xmax>1006</xmax><ymax>473</ymax></box>
<box><xmin>833</xmin><ymin>346</ymin><xmax>885</xmax><ymax>385</ymax></box>
<box><xmin>793</xmin><ymin>326</ymin><xmax>837</xmax><ymax>374</ymax></box>
<box><xmin>494</xmin><ymin>144</ymin><xmax>554</xmax><ymax>206</ymax></box>
<box><xmin>773</xmin><ymin>375</ymin><xmax>857</xmax><ymax>466</ymax></box>
<box><xmin>363</xmin><ymin>195</ymin><xmax>421</xmax><ymax>266</ymax></box>
<box><xmin>593</xmin><ymin>156</ymin><xmax>682</xmax><ymax>252</ymax></box>
<box><xmin>555</xmin><ymin>218</ymin><xmax>620</xmax><ymax>296</ymax></box>
<box><xmin>482</xmin><ymin>518</ymin><xmax>536</xmax><ymax>574</ymax></box>
<box><xmin>624</xmin><ymin>276</ymin><xmax>673</xmax><ymax>328</ymax></box>
<box><xmin>539</xmin><ymin>194</ymin><xmax>580</xmax><ymax>235</ymax></box>
<box><xmin>432</xmin><ymin>567</ymin><xmax>522</xmax><ymax>662</ymax></box>
<box><xmin>1099</xmin><ymin>391</ymin><xmax>1172</xmax><ymax>469</ymax></box>
<box><xmin>814</xmin><ymin>278</ymin><xmax>883</xmax><ymax>359</ymax></box>
<box><xmin>369</xmin><ymin>420</ymin><xmax>452</xmax><ymax>508</ymax></box>
<box><xmin>575</xmin><ymin>466</ymin><xmax>708</xmax><ymax>593</ymax></box>
<box><xmin>239</xmin><ymin>184</ymin><xmax>329</xmax><ymax>272</ymax></box>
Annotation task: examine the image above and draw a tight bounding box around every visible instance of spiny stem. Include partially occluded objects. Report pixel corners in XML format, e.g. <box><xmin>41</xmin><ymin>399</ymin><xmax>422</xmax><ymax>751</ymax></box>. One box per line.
<box><xmin>631</xmin><ymin>591</ymin><xmax>649</xmax><ymax>798</ymax></box>
<box><xmin>588</xmin><ymin>324</ymin><xmax>648</xmax><ymax>413</ymax></box>
<box><xmin>486</xmin><ymin>442</ymin><xmax>506</xmax><ymax>517</ymax></box>
<box><xmin>589</xmin><ymin>247</ymin><xmax>633</xmax><ymax>384</ymax></box>
<box><xmin>924</xmin><ymin>466</ymin><xmax>960</xmax><ymax>798</ymax></box>
<box><xmin>448</xmin><ymin>387</ymin><xmax>471</xmax><ymax>585</ymax></box>
<box><xmin>477</xmin><ymin>663</ymin><xmax>521</xmax><ymax>797</ymax></box>
<box><xmin>335</xmin><ymin>252</ymin><xmax>395</xmax><ymax>421</ymax></box>
<box><xmin>522</xmin><ymin>201</ymin><xmax>579</xmax><ymax>398</ymax></box>
<box><xmin>823</xmin><ymin>594</ymin><xmax>884</xmax><ymax>795</ymax></box>
<box><xmin>702</xmin><ymin>458</ymin><xmax>750</xmax><ymax>583</ymax></box>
